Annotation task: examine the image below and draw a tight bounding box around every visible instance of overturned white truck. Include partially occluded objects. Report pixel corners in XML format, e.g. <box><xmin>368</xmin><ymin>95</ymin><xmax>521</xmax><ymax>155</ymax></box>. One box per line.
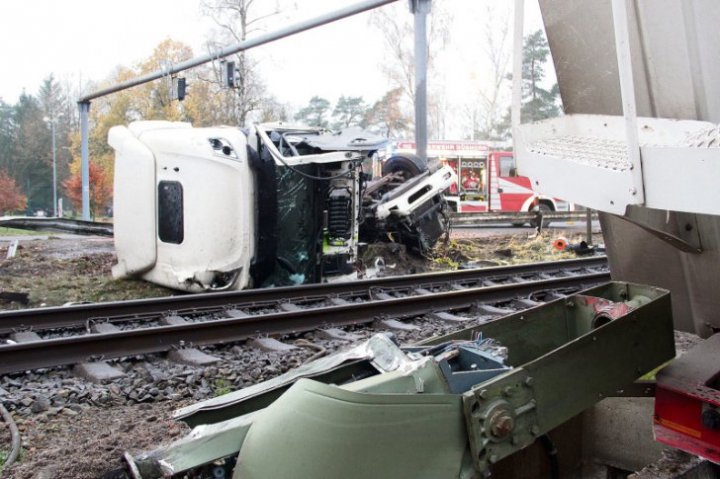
<box><xmin>109</xmin><ymin>121</ymin><xmax>455</xmax><ymax>292</ymax></box>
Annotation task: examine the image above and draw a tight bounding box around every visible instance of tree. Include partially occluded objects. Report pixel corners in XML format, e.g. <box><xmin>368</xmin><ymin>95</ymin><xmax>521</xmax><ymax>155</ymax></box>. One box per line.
<box><xmin>201</xmin><ymin>0</ymin><xmax>280</xmax><ymax>126</ymax></box>
<box><xmin>138</xmin><ymin>39</ymin><xmax>195</xmax><ymax>121</ymax></box>
<box><xmin>294</xmin><ymin>96</ymin><xmax>331</xmax><ymax>128</ymax></box>
<box><xmin>364</xmin><ymin>88</ymin><xmax>411</xmax><ymax>138</ymax></box>
<box><xmin>0</xmin><ymin>170</ymin><xmax>27</xmax><ymax>215</ymax></box>
<box><xmin>63</xmin><ymin>160</ymin><xmax>112</xmax><ymax>219</ymax></box>
<box><xmin>520</xmin><ymin>29</ymin><xmax>560</xmax><ymax>122</ymax></box>
<box><xmin>256</xmin><ymin>95</ymin><xmax>291</xmax><ymax>123</ymax></box>
<box><xmin>463</xmin><ymin>5</ymin><xmax>513</xmax><ymax>140</ymax></box>
<box><xmin>369</xmin><ymin>1</ymin><xmax>450</xmax><ymax>133</ymax></box>
<box><xmin>0</xmin><ymin>100</ymin><xmax>17</xmax><ymax>180</ymax></box>
<box><xmin>37</xmin><ymin>74</ymin><xmax>73</xmax><ymax>210</ymax></box>
<box><xmin>12</xmin><ymin>93</ymin><xmax>52</xmax><ymax>212</ymax></box>
<box><xmin>332</xmin><ymin>96</ymin><xmax>368</xmax><ymax>130</ymax></box>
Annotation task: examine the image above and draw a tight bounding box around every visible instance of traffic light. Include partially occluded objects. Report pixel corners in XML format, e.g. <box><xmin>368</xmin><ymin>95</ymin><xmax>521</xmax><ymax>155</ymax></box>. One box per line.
<box><xmin>172</xmin><ymin>77</ymin><xmax>186</xmax><ymax>101</ymax></box>
<box><xmin>224</xmin><ymin>61</ymin><xmax>236</xmax><ymax>88</ymax></box>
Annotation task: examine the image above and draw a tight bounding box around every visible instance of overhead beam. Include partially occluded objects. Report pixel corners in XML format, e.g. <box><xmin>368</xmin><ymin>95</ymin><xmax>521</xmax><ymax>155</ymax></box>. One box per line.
<box><xmin>78</xmin><ymin>0</ymin><xmax>399</xmax><ymax>103</ymax></box>
<box><xmin>77</xmin><ymin>0</ymin><xmax>400</xmax><ymax>218</ymax></box>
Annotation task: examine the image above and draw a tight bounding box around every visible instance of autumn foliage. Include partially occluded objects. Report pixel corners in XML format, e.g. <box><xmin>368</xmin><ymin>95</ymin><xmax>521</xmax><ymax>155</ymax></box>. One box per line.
<box><xmin>63</xmin><ymin>162</ymin><xmax>113</xmax><ymax>218</ymax></box>
<box><xmin>0</xmin><ymin>170</ymin><xmax>27</xmax><ymax>215</ymax></box>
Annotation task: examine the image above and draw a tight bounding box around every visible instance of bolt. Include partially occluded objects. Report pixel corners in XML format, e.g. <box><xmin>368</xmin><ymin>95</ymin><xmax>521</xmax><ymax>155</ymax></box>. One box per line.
<box><xmin>524</xmin><ymin>376</ymin><xmax>534</xmax><ymax>387</ymax></box>
<box><xmin>503</xmin><ymin>386</ymin><xmax>513</xmax><ymax>397</ymax></box>
<box><xmin>478</xmin><ymin>389</ymin><xmax>488</xmax><ymax>399</ymax></box>
<box><xmin>489</xmin><ymin>454</ymin><xmax>499</xmax><ymax>464</ymax></box>
<box><xmin>630</xmin><ymin>187</ymin><xmax>637</xmax><ymax>195</ymax></box>
<box><xmin>530</xmin><ymin>425</ymin><xmax>540</xmax><ymax>436</ymax></box>
<box><xmin>491</xmin><ymin>414</ymin><xmax>515</xmax><ymax>439</ymax></box>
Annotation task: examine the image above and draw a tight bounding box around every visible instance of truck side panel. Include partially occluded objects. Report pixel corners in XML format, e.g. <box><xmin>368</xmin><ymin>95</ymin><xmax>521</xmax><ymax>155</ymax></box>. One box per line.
<box><xmin>109</xmin><ymin>126</ymin><xmax>157</xmax><ymax>278</ymax></box>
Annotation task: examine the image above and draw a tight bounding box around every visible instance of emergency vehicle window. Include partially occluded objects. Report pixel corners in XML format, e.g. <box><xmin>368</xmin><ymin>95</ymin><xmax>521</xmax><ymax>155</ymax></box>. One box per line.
<box><xmin>158</xmin><ymin>181</ymin><xmax>184</xmax><ymax>244</ymax></box>
<box><xmin>500</xmin><ymin>156</ymin><xmax>516</xmax><ymax>177</ymax></box>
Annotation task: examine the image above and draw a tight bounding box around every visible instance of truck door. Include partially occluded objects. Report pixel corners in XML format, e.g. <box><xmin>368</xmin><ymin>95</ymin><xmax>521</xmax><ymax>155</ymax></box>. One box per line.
<box><xmin>495</xmin><ymin>152</ymin><xmax>534</xmax><ymax>212</ymax></box>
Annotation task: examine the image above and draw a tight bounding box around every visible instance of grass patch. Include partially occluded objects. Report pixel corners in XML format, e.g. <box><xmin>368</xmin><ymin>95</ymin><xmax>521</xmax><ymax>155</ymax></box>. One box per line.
<box><xmin>0</xmin><ymin>449</ymin><xmax>6</xmax><ymax>470</ymax></box>
<box><xmin>0</xmin><ymin>227</ymin><xmax>47</xmax><ymax>237</ymax></box>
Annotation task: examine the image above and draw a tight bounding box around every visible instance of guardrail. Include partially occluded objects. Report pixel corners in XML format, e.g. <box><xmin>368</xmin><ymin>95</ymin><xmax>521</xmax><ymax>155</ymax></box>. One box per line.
<box><xmin>0</xmin><ymin>217</ymin><xmax>113</xmax><ymax>237</ymax></box>
<box><xmin>450</xmin><ymin>210</ymin><xmax>598</xmax><ymax>226</ymax></box>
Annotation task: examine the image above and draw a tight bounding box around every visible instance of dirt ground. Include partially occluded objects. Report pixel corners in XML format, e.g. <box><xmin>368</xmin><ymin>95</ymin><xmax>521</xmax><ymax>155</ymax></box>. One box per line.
<box><xmin>0</xmin><ymin>228</ymin><xmax>603</xmax><ymax>478</ymax></box>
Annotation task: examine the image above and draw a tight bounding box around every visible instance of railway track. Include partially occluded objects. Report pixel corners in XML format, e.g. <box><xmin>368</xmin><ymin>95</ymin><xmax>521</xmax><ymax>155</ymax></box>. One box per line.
<box><xmin>0</xmin><ymin>257</ymin><xmax>609</xmax><ymax>375</ymax></box>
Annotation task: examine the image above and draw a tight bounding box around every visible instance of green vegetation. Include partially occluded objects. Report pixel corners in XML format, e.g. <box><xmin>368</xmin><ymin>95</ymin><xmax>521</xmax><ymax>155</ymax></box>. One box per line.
<box><xmin>212</xmin><ymin>378</ymin><xmax>233</xmax><ymax>397</ymax></box>
<box><xmin>0</xmin><ymin>227</ymin><xmax>45</xmax><ymax>237</ymax></box>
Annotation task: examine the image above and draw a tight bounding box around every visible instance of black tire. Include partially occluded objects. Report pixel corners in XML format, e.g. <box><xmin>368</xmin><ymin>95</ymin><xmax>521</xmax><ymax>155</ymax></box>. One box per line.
<box><xmin>530</xmin><ymin>203</ymin><xmax>553</xmax><ymax>229</ymax></box>
<box><xmin>382</xmin><ymin>153</ymin><xmax>427</xmax><ymax>180</ymax></box>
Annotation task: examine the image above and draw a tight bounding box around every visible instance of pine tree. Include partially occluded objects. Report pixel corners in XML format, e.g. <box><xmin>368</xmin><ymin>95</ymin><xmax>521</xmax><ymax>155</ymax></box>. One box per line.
<box><xmin>332</xmin><ymin>96</ymin><xmax>368</xmax><ymax>130</ymax></box>
<box><xmin>294</xmin><ymin>97</ymin><xmax>331</xmax><ymax>128</ymax></box>
<box><xmin>520</xmin><ymin>30</ymin><xmax>560</xmax><ymax>122</ymax></box>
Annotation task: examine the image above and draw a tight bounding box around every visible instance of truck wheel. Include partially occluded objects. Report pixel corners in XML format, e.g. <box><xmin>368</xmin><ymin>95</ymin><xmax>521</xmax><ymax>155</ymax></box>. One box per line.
<box><xmin>382</xmin><ymin>153</ymin><xmax>427</xmax><ymax>180</ymax></box>
<box><xmin>530</xmin><ymin>204</ymin><xmax>553</xmax><ymax>228</ymax></box>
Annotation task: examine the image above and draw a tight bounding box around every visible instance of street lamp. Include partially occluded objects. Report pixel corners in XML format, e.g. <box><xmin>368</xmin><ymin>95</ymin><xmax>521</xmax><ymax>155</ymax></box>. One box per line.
<box><xmin>43</xmin><ymin>113</ymin><xmax>63</xmax><ymax>217</ymax></box>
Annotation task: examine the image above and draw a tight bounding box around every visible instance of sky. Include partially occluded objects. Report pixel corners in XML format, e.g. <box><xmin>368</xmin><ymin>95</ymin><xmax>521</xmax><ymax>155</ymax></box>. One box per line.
<box><xmin>0</xmin><ymin>0</ymin><xmax>546</xmax><ymax>135</ymax></box>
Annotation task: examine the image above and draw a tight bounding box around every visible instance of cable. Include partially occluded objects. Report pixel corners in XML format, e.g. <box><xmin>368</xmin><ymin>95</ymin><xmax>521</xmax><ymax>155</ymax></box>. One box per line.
<box><xmin>294</xmin><ymin>339</ymin><xmax>327</xmax><ymax>363</ymax></box>
<box><xmin>0</xmin><ymin>404</ymin><xmax>20</xmax><ymax>471</ymax></box>
<box><xmin>540</xmin><ymin>434</ymin><xmax>560</xmax><ymax>479</ymax></box>
<box><xmin>262</xmin><ymin>130</ymin><xmax>358</xmax><ymax>181</ymax></box>
<box><xmin>272</xmin><ymin>149</ymin><xmax>357</xmax><ymax>181</ymax></box>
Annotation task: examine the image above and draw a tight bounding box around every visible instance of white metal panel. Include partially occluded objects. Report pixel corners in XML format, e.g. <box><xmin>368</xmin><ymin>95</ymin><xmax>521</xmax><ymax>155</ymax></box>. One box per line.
<box><xmin>110</xmin><ymin>122</ymin><xmax>255</xmax><ymax>291</ymax></box>
<box><xmin>139</xmin><ymin>126</ymin><xmax>255</xmax><ymax>292</ymax></box>
<box><xmin>515</xmin><ymin>114</ymin><xmax>717</xmax><ymax>215</ymax></box>
<box><xmin>108</xmin><ymin>126</ymin><xmax>157</xmax><ymax>277</ymax></box>
<box><xmin>643</xmin><ymin>147</ymin><xmax>720</xmax><ymax>216</ymax></box>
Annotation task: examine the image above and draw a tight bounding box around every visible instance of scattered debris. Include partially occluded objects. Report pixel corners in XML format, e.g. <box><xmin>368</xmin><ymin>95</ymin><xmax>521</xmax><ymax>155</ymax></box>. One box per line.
<box><xmin>552</xmin><ymin>236</ymin><xmax>606</xmax><ymax>256</ymax></box>
<box><xmin>6</xmin><ymin>239</ymin><xmax>18</xmax><ymax>259</ymax></box>
<box><xmin>0</xmin><ymin>291</ymin><xmax>29</xmax><ymax>305</ymax></box>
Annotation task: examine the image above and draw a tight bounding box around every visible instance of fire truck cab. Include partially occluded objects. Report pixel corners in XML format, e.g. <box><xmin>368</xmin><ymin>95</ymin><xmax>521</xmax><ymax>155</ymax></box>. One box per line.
<box><xmin>387</xmin><ymin>140</ymin><xmax>570</xmax><ymax>215</ymax></box>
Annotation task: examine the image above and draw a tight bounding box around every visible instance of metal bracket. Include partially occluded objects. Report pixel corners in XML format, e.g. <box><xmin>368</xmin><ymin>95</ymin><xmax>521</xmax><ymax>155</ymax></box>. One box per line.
<box><xmin>463</xmin><ymin>368</ymin><xmax>538</xmax><ymax>470</ymax></box>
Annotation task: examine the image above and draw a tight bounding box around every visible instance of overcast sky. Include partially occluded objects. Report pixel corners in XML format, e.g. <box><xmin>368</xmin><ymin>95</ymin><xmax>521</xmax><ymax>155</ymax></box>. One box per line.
<box><xmin>0</xmin><ymin>0</ymin><xmax>546</xmax><ymax>129</ymax></box>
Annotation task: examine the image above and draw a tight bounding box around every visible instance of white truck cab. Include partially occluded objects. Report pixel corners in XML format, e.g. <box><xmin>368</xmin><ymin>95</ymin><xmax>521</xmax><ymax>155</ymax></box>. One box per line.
<box><xmin>110</xmin><ymin>121</ymin><xmax>455</xmax><ymax>292</ymax></box>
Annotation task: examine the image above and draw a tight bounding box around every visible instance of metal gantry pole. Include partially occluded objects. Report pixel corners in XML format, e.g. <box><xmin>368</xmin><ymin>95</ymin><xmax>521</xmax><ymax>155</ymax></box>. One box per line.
<box><xmin>50</xmin><ymin>121</ymin><xmax>57</xmax><ymax>217</ymax></box>
<box><xmin>410</xmin><ymin>0</ymin><xmax>431</xmax><ymax>164</ymax></box>
<box><xmin>79</xmin><ymin>101</ymin><xmax>91</xmax><ymax>221</ymax></box>
<box><xmin>511</xmin><ymin>0</ymin><xmax>525</xmax><ymax>130</ymax></box>
<box><xmin>586</xmin><ymin>208</ymin><xmax>593</xmax><ymax>245</ymax></box>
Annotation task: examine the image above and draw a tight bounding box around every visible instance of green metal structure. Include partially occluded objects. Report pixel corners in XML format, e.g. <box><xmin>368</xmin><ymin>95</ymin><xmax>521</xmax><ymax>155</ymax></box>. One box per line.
<box><xmin>122</xmin><ymin>282</ymin><xmax>674</xmax><ymax>478</ymax></box>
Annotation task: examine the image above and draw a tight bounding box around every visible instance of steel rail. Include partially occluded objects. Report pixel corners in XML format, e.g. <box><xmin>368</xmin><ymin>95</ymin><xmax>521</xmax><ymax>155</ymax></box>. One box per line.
<box><xmin>0</xmin><ymin>272</ymin><xmax>609</xmax><ymax>374</ymax></box>
<box><xmin>0</xmin><ymin>257</ymin><xmax>607</xmax><ymax>334</ymax></box>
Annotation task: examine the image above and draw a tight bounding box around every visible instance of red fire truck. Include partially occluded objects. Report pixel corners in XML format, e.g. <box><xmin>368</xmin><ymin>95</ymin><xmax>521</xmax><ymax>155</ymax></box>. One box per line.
<box><xmin>387</xmin><ymin>140</ymin><xmax>571</xmax><ymax>215</ymax></box>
